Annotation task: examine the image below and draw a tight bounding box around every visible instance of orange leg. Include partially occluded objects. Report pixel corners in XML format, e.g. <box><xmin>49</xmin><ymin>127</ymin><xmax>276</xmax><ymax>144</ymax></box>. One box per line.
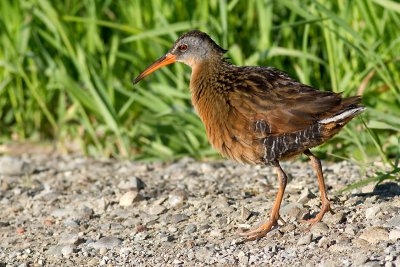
<box><xmin>301</xmin><ymin>149</ymin><xmax>333</xmax><ymax>225</ymax></box>
<box><xmin>239</xmin><ymin>160</ymin><xmax>287</xmax><ymax>240</ymax></box>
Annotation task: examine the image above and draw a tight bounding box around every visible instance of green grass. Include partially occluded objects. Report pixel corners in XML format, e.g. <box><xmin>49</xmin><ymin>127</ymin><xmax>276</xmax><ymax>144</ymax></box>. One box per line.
<box><xmin>0</xmin><ymin>0</ymin><xmax>399</xmax><ymax>183</ymax></box>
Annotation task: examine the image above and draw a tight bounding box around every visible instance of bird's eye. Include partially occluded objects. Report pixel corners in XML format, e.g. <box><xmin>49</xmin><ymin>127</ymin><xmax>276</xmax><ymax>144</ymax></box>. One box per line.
<box><xmin>178</xmin><ymin>44</ymin><xmax>188</xmax><ymax>52</ymax></box>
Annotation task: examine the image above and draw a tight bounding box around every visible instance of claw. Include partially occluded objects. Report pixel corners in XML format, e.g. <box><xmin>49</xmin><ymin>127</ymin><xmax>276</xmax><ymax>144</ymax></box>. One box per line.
<box><xmin>300</xmin><ymin>201</ymin><xmax>333</xmax><ymax>227</ymax></box>
<box><xmin>239</xmin><ymin>220</ymin><xmax>277</xmax><ymax>241</ymax></box>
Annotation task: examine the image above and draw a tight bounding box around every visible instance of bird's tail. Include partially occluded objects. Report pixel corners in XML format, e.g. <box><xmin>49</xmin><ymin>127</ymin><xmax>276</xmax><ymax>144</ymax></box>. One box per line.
<box><xmin>318</xmin><ymin>96</ymin><xmax>365</xmax><ymax>139</ymax></box>
<box><xmin>319</xmin><ymin>106</ymin><xmax>365</xmax><ymax>125</ymax></box>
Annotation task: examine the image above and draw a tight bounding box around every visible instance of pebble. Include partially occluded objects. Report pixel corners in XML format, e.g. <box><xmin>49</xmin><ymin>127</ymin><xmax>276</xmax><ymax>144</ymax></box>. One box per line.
<box><xmin>359</xmin><ymin>226</ymin><xmax>389</xmax><ymax>244</ymax></box>
<box><xmin>58</xmin><ymin>232</ymin><xmax>79</xmax><ymax>245</ymax></box>
<box><xmin>327</xmin><ymin>211</ymin><xmax>346</xmax><ymax>224</ymax></box>
<box><xmin>363</xmin><ymin>261</ymin><xmax>381</xmax><ymax>267</ymax></box>
<box><xmin>117</xmin><ymin>176</ymin><xmax>145</xmax><ymax>190</ymax></box>
<box><xmin>168</xmin><ymin>189</ymin><xmax>187</xmax><ymax>208</ymax></box>
<box><xmin>148</xmin><ymin>204</ymin><xmax>167</xmax><ymax>215</ymax></box>
<box><xmin>280</xmin><ymin>203</ymin><xmax>305</xmax><ymax>221</ymax></box>
<box><xmin>389</xmin><ymin>229</ymin><xmax>400</xmax><ymax>240</ymax></box>
<box><xmin>0</xmin><ymin>156</ymin><xmax>30</xmax><ymax>175</ymax></box>
<box><xmin>184</xmin><ymin>224</ymin><xmax>197</xmax><ymax>234</ymax></box>
<box><xmin>353</xmin><ymin>254</ymin><xmax>369</xmax><ymax>265</ymax></box>
<box><xmin>90</xmin><ymin>236</ymin><xmax>122</xmax><ymax>250</ymax></box>
<box><xmin>365</xmin><ymin>206</ymin><xmax>380</xmax><ymax>220</ymax></box>
<box><xmin>344</xmin><ymin>224</ymin><xmax>357</xmax><ymax>236</ymax></box>
<box><xmin>119</xmin><ymin>191</ymin><xmax>140</xmax><ymax>206</ymax></box>
<box><xmin>51</xmin><ymin>208</ymin><xmax>74</xmax><ymax>218</ymax></box>
<box><xmin>318</xmin><ymin>236</ymin><xmax>331</xmax><ymax>248</ymax></box>
<box><xmin>386</xmin><ymin>215</ymin><xmax>400</xmax><ymax>227</ymax></box>
<box><xmin>297</xmin><ymin>233</ymin><xmax>313</xmax><ymax>245</ymax></box>
<box><xmin>237</xmin><ymin>251</ymin><xmax>249</xmax><ymax>265</ymax></box>
<box><xmin>297</xmin><ymin>188</ymin><xmax>316</xmax><ymax>204</ymax></box>
<box><xmin>311</xmin><ymin>222</ymin><xmax>329</xmax><ymax>236</ymax></box>
<box><xmin>166</xmin><ymin>214</ymin><xmax>189</xmax><ymax>224</ymax></box>
<box><xmin>196</xmin><ymin>247</ymin><xmax>213</xmax><ymax>263</ymax></box>
<box><xmin>61</xmin><ymin>245</ymin><xmax>75</xmax><ymax>256</ymax></box>
<box><xmin>240</xmin><ymin>207</ymin><xmax>252</xmax><ymax>221</ymax></box>
<box><xmin>46</xmin><ymin>245</ymin><xmax>63</xmax><ymax>257</ymax></box>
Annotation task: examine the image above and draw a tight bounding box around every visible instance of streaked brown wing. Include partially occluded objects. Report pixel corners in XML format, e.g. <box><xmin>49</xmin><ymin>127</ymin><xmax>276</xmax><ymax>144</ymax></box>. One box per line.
<box><xmin>228</xmin><ymin>67</ymin><xmax>343</xmax><ymax>135</ymax></box>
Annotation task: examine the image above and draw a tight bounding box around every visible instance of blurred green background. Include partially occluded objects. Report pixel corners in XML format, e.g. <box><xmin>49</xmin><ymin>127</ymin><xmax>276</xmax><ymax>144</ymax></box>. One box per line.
<box><xmin>0</xmin><ymin>0</ymin><xmax>399</xmax><ymax>172</ymax></box>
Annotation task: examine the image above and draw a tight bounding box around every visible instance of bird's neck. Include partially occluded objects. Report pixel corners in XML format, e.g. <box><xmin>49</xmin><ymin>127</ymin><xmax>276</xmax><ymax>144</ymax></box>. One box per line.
<box><xmin>189</xmin><ymin>58</ymin><xmax>233</xmax><ymax>139</ymax></box>
<box><xmin>190</xmin><ymin>59</ymin><xmax>227</xmax><ymax>108</ymax></box>
<box><xmin>189</xmin><ymin>58</ymin><xmax>232</xmax><ymax>102</ymax></box>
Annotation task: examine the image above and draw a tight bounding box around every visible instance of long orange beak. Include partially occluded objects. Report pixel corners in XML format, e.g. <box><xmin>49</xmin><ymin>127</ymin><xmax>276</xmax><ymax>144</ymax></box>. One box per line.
<box><xmin>133</xmin><ymin>53</ymin><xmax>176</xmax><ymax>84</ymax></box>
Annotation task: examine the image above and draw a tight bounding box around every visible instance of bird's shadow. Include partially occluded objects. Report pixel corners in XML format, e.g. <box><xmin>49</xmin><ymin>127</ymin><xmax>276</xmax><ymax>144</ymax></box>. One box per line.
<box><xmin>351</xmin><ymin>181</ymin><xmax>400</xmax><ymax>200</ymax></box>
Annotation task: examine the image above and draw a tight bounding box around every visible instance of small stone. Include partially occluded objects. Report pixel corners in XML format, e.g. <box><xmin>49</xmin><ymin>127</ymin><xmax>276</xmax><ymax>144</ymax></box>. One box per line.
<box><xmin>51</xmin><ymin>208</ymin><xmax>73</xmax><ymax>218</ymax></box>
<box><xmin>168</xmin><ymin>226</ymin><xmax>178</xmax><ymax>233</ymax></box>
<box><xmin>159</xmin><ymin>233</ymin><xmax>174</xmax><ymax>242</ymax></box>
<box><xmin>353</xmin><ymin>254</ymin><xmax>369</xmax><ymax>265</ymax></box>
<box><xmin>166</xmin><ymin>214</ymin><xmax>189</xmax><ymax>224</ymax></box>
<box><xmin>393</xmin><ymin>259</ymin><xmax>400</xmax><ymax>267</ymax></box>
<box><xmin>94</xmin><ymin>197</ymin><xmax>107</xmax><ymax>213</ymax></box>
<box><xmin>0</xmin><ymin>156</ymin><xmax>30</xmax><ymax>175</ymax></box>
<box><xmin>366</xmin><ymin>206</ymin><xmax>380</xmax><ymax>220</ymax></box>
<box><xmin>46</xmin><ymin>245</ymin><xmax>63</xmax><ymax>257</ymax></box>
<box><xmin>318</xmin><ymin>236</ymin><xmax>331</xmax><ymax>248</ymax></box>
<box><xmin>61</xmin><ymin>245</ymin><xmax>74</xmax><ymax>256</ymax></box>
<box><xmin>280</xmin><ymin>203</ymin><xmax>305</xmax><ymax>221</ymax></box>
<box><xmin>63</xmin><ymin>219</ymin><xmax>80</xmax><ymax>228</ymax></box>
<box><xmin>58</xmin><ymin>232</ymin><xmax>79</xmax><ymax>245</ymax></box>
<box><xmin>240</xmin><ymin>207</ymin><xmax>252</xmax><ymax>221</ymax></box>
<box><xmin>319</xmin><ymin>260</ymin><xmax>336</xmax><ymax>267</ymax></box>
<box><xmin>90</xmin><ymin>236</ymin><xmax>122</xmax><ymax>250</ymax></box>
<box><xmin>311</xmin><ymin>222</ymin><xmax>329</xmax><ymax>236</ymax></box>
<box><xmin>280</xmin><ymin>224</ymin><xmax>296</xmax><ymax>233</ymax></box>
<box><xmin>212</xmin><ymin>197</ymin><xmax>229</xmax><ymax>209</ymax></box>
<box><xmin>359</xmin><ymin>226</ymin><xmax>389</xmax><ymax>244</ymax></box>
<box><xmin>237</xmin><ymin>251</ymin><xmax>249</xmax><ymax>265</ymax></box>
<box><xmin>135</xmin><ymin>224</ymin><xmax>147</xmax><ymax>233</ymax></box>
<box><xmin>297</xmin><ymin>233</ymin><xmax>313</xmax><ymax>245</ymax></box>
<box><xmin>297</xmin><ymin>188</ymin><xmax>316</xmax><ymax>204</ymax></box>
<box><xmin>344</xmin><ymin>225</ymin><xmax>357</xmax><ymax>236</ymax></box>
<box><xmin>209</xmin><ymin>229</ymin><xmax>223</xmax><ymax>237</ymax></box>
<box><xmin>134</xmin><ymin>233</ymin><xmax>148</xmax><ymax>241</ymax></box>
<box><xmin>119</xmin><ymin>191</ymin><xmax>140</xmax><ymax>206</ymax></box>
<box><xmin>363</xmin><ymin>261</ymin><xmax>381</xmax><ymax>267</ymax></box>
<box><xmin>388</xmin><ymin>229</ymin><xmax>400</xmax><ymax>240</ymax></box>
<box><xmin>168</xmin><ymin>189</ymin><xmax>187</xmax><ymax>208</ymax></box>
<box><xmin>267</xmin><ymin>229</ymin><xmax>283</xmax><ymax>239</ymax></box>
<box><xmin>118</xmin><ymin>176</ymin><xmax>145</xmax><ymax>190</ymax></box>
<box><xmin>76</xmin><ymin>206</ymin><xmax>94</xmax><ymax>220</ymax></box>
<box><xmin>184</xmin><ymin>224</ymin><xmax>197</xmax><ymax>234</ymax></box>
<box><xmin>327</xmin><ymin>211</ymin><xmax>346</xmax><ymax>224</ymax></box>
<box><xmin>200</xmin><ymin>163</ymin><xmax>214</xmax><ymax>173</ymax></box>
<box><xmin>386</xmin><ymin>215</ymin><xmax>400</xmax><ymax>227</ymax></box>
<box><xmin>196</xmin><ymin>247</ymin><xmax>214</xmax><ymax>263</ymax></box>
<box><xmin>148</xmin><ymin>204</ymin><xmax>167</xmax><ymax>215</ymax></box>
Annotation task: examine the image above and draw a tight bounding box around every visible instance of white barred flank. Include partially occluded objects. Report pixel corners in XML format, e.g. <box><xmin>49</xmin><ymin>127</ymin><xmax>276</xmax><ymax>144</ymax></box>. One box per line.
<box><xmin>319</xmin><ymin>107</ymin><xmax>365</xmax><ymax>124</ymax></box>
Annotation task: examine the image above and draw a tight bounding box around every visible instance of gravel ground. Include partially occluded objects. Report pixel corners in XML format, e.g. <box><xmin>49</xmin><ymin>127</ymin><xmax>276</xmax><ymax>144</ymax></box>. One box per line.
<box><xmin>0</xmin><ymin>154</ymin><xmax>400</xmax><ymax>267</ymax></box>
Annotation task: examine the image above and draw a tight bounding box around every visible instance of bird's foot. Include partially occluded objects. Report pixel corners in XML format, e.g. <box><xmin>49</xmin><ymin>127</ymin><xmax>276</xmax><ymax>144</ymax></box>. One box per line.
<box><xmin>239</xmin><ymin>215</ymin><xmax>285</xmax><ymax>241</ymax></box>
<box><xmin>300</xmin><ymin>201</ymin><xmax>333</xmax><ymax>226</ymax></box>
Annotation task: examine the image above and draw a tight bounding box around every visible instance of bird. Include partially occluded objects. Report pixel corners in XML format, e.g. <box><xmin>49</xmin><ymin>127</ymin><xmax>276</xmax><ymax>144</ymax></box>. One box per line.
<box><xmin>133</xmin><ymin>30</ymin><xmax>365</xmax><ymax>240</ymax></box>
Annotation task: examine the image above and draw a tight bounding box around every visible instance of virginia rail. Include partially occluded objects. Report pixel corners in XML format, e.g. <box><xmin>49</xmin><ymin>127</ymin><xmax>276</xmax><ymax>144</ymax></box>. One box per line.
<box><xmin>133</xmin><ymin>30</ymin><xmax>364</xmax><ymax>240</ymax></box>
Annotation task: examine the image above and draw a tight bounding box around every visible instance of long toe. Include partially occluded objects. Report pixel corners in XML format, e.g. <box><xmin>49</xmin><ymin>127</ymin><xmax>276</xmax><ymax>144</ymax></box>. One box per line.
<box><xmin>300</xmin><ymin>202</ymin><xmax>333</xmax><ymax>226</ymax></box>
<box><xmin>239</xmin><ymin>220</ymin><xmax>276</xmax><ymax>241</ymax></box>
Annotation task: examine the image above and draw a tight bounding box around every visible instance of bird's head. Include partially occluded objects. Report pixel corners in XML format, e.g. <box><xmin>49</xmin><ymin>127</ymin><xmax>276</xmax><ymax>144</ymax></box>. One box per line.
<box><xmin>133</xmin><ymin>30</ymin><xmax>226</xmax><ymax>84</ymax></box>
